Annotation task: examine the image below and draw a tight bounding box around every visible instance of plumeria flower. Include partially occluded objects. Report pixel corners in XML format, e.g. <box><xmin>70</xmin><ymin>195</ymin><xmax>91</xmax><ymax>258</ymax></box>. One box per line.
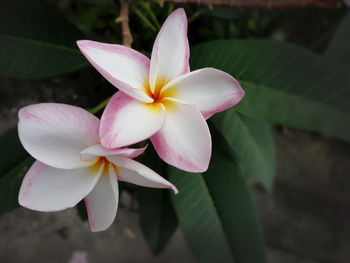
<box><xmin>18</xmin><ymin>103</ymin><xmax>177</xmax><ymax>232</ymax></box>
<box><xmin>77</xmin><ymin>8</ymin><xmax>244</xmax><ymax>173</ymax></box>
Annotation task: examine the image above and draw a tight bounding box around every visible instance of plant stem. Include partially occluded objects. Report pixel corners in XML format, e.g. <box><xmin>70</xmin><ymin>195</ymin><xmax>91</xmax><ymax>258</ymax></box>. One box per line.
<box><xmin>188</xmin><ymin>7</ymin><xmax>209</xmax><ymax>23</ymax></box>
<box><xmin>167</xmin><ymin>3</ymin><xmax>174</xmax><ymax>15</ymax></box>
<box><xmin>116</xmin><ymin>0</ymin><xmax>133</xmax><ymax>47</ymax></box>
<box><xmin>89</xmin><ymin>97</ymin><xmax>110</xmax><ymax>114</ymax></box>
<box><xmin>132</xmin><ymin>7</ymin><xmax>157</xmax><ymax>32</ymax></box>
<box><xmin>139</xmin><ymin>1</ymin><xmax>161</xmax><ymax>29</ymax></box>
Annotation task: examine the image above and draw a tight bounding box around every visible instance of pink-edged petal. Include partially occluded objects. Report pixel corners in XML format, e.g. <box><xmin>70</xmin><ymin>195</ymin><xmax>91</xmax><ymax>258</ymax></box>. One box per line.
<box><xmin>151</xmin><ymin>99</ymin><xmax>211</xmax><ymax>173</ymax></box>
<box><xmin>107</xmin><ymin>156</ymin><xmax>178</xmax><ymax>194</ymax></box>
<box><xmin>149</xmin><ymin>8</ymin><xmax>189</xmax><ymax>93</ymax></box>
<box><xmin>163</xmin><ymin>68</ymin><xmax>244</xmax><ymax>119</ymax></box>
<box><xmin>100</xmin><ymin>91</ymin><xmax>166</xmax><ymax>148</ymax></box>
<box><xmin>18</xmin><ymin>161</ymin><xmax>103</xmax><ymax>212</ymax></box>
<box><xmin>85</xmin><ymin>164</ymin><xmax>119</xmax><ymax>232</ymax></box>
<box><xmin>77</xmin><ymin>40</ymin><xmax>152</xmax><ymax>103</ymax></box>
<box><xmin>81</xmin><ymin>144</ymin><xmax>147</xmax><ymax>160</ymax></box>
<box><xmin>18</xmin><ymin>103</ymin><xmax>100</xmax><ymax>169</ymax></box>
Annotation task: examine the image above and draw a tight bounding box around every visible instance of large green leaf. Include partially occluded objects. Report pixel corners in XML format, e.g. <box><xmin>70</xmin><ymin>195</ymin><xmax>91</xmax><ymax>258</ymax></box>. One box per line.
<box><xmin>0</xmin><ymin>0</ymin><xmax>87</xmax><ymax>78</ymax></box>
<box><xmin>136</xmin><ymin>145</ymin><xmax>178</xmax><ymax>255</ymax></box>
<box><xmin>0</xmin><ymin>128</ymin><xmax>33</xmax><ymax>215</ymax></box>
<box><xmin>191</xmin><ymin>40</ymin><xmax>350</xmax><ymax>142</ymax></box>
<box><xmin>0</xmin><ymin>129</ymin><xmax>28</xmax><ymax>178</ymax></box>
<box><xmin>0</xmin><ymin>157</ymin><xmax>34</xmax><ymax>215</ymax></box>
<box><xmin>137</xmin><ymin>187</ymin><xmax>178</xmax><ymax>255</ymax></box>
<box><xmin>205</xmin><ymin>7</ymin><xmax>240</xmax><ymax>20</ymax></box>
<box><xmin>325</xmin><ymin>12</ymin><xmax>350</xmax><ymax>66</ymax></box>
<box><xmin>210</xmin><ymin>111</ymin><xmax>275</xmax><ymax>191</ymax></box>
<box><xmin>170</xmin><ymin>146</ymin><xmax>266</xmax><ymax>263</ymax></box>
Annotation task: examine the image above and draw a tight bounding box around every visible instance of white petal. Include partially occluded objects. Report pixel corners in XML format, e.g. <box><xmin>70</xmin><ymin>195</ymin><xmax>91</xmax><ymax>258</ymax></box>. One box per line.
<box><xmin>85</xmin><ymin>164</ymin><xmax>119</xmax><ymax>232</ymax></box>
<box><xmin>77</xmin><ymin>40</ymin><xmax>152</xmax><ymax>103</ymax></box>
<box><xmin>149</xmin><ymin>8</ymin><xmax>189</xmax><ymax>93</ymax></box>
<box><xmin>107</xmin><ymin>156</ymin><xmax>178</xmax><ymax>193</ymax></box>
<box><xmin>80</xmin><ymin>144</ymin><xmax>147</xmax><ymax>160</ymax></box>
<box><xmin>151</xmin><ymin>99</ymin><xmax>211</xmax><ymax>172</ymax></box>
<box><xmin>18</xmin><ymin>103</ymin><xmax>100</xmax><ymax>169</ymax></box>
<box><xmin>163</xmin><ymin>68</ymin><xmax>244</xmax><ymax>119</ymax></box>
<box><xmin>100</xmin><ymin>91</ymin><xmax>166</xmax><ymax>148</ymax></box>
<box><xmin>18</xmin><ymin>161</ymin><xmax>103</xmax><ymax>212</ymax></box>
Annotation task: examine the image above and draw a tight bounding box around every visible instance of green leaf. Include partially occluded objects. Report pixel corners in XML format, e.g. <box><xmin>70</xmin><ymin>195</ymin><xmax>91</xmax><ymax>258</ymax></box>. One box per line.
<box><xmin>0</xmin><ymin>128</ymin><xmax>33</xmax><ymax>215</ymax></box>
<box><xmin>206</xmin><ymin>7</ymin><xmax>240</xmax><ymax>20</ymax></box>
<box><xmin>325</xmin><ymin>12</ymin><xmax>350</xmax><ymax>66</ymax></box>
<box><xmin>0</xmin><ymin>0</ymin><xmax>87</xmax><ymax>78</ymax></box>
<box><xmin>0</xmin><ymin>129</ymin><xmax>28</xmax><ymax>178</ymax></box>
<box><xmin>210</xmin><ymin>111</ymin><xmax>275</xmax><ymax>191</ymax></box>
<box><xmin>0</xmin><ymin>157</ymin><xmax>34</xmax><ymax>215</ymax></box>
<box><xmin>136</xmin><ymin>145</ymin><xmax>178</xmax><ymax>255</ymax></box>
<box><xmin>170</xmin><ymin>145</ymin><xmax>266</xmax><ymax>263</ymax></box>
<box><xmin>191</xmin><ymin>40</ymin><xmax>350</xmax><ymax>142</ymax></box>
<box><xmin>76</xmin><ymin>200</ymin><xmax>88</xmax><ymax>221</ymax></box>
<box><xmin>137</xmin><ymin>187</ymin><xmax>178</xmax><ymax>255</ymax></box>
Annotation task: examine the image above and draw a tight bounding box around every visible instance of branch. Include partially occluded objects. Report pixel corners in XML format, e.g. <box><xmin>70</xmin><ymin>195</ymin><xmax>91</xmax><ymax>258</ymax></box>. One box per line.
<box><xmin>116</xmin><ymin>0</ymin><xmax>133</xmax><ymax>47</ymax></box>
<box><xmin>152</xmin><ymin>0</ymin><xmax>340</xmax><ymax>9</ymax></box>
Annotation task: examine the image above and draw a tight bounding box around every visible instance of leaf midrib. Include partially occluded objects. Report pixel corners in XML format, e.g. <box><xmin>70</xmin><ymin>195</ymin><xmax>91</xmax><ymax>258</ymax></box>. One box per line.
<box><xmin>0</xmin><ymin>33</ymin><xmax>81</xmax><ymax>54</ymax></box>
<box><xmin>196</xmin><ymin>173</ymin><xmax>236</xmax><ymax>262</ymax></box>
<box><xmin>238</xmin><ymin>80</ymin><xmax>350</xmax><ymax>118</ymax></box>
<box><xmin>235</xmin><ymin>113</ymin><xmax>271</xmax><ymax>177</ymax></box>
<box><xmin>192</xmin><ymin>39</ymin><xmax>350</xmax><ymax>115</ymax></box>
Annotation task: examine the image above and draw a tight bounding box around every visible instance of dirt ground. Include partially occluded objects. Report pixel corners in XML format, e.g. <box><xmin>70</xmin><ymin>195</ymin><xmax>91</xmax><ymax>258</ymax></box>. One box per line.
<box><xmin>1</xmin><ymin>76</ymin><xmax>350</xmax><ymax>263</ymax></box>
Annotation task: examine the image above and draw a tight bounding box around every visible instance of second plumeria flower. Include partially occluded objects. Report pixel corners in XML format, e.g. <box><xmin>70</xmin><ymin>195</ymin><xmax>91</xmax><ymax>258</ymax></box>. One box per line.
<box><xmin>18</xmin><ymin>103</ymin><xmax>177</xmax><ymax>232</ymax></box>
<box><xmin>77</xmin><ymin>8</ymin><xmax>244</xmax><ymax>173</ymax></box>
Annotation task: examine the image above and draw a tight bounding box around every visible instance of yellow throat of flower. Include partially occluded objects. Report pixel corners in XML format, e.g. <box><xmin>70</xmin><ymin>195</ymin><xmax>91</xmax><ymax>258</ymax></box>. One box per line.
<box><xmin>143</xmin><ymin>77</ymin><xmax>178</xmax><ymax>114</ymax></box>
<box><xmin>88</xmin><ymin>157</ymin><xmax>119</xmax><ymax>177</ymax></box>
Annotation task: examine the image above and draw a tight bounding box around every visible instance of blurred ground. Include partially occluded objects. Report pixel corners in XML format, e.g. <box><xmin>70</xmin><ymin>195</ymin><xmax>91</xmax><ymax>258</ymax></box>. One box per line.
<box><xmin>255</xmin><ymin>130</ymin><xmax>350</xmax><ymax>263</ymax></box>
<box><xmin>0</xmin><ymin>205</ymin><xmax>195</xmax><ymax>263</ymax></box>
<box><xmin>0</xmin><ymin>76</ymin><xmax>350</xmax><ymax>263</ymax></box>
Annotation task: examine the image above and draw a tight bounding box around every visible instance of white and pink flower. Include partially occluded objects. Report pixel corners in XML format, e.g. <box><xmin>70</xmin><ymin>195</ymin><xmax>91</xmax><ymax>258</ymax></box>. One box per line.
<box><xmin>77</xmin><ymin>8</ymin><xmax>244</xmax><ymax>173</ymax></box>
<box><xmin>18</xmin><ymin>103</ymin><xmax>177</xmax><ymax>232</ymax></box>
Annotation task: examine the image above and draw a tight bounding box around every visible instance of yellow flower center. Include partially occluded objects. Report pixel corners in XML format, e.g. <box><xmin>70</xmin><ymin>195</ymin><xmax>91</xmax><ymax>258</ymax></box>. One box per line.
<box><xmin>143</xmin><ymin>77</ymin><xmax>178</xmax><ymax>114</ymax></box>
<box><xmin>88</xmin><ymin>157</ymin><xmax>119</xmax><ymax>177</ymax></box>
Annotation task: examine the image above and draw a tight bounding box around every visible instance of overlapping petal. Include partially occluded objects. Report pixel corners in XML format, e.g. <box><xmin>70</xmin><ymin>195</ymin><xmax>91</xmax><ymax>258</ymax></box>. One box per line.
<box><xmin>80</xmin><ymin>144</ymin><xmax>147</xmax><ymax>161</ymax></box>
<box><xmin>84</xmin><ymin>164</ymin><xmax>119</xmax><ymax>232</ymax></box>
<box><xmin>77</xmin><ymin>40</ymin><xmax>152</xmax><ymax>103</ymax></box>
<box><xmin>151</xmin><ymin>99</ymin><xmax>211</xmax><ymax>173</ymax></box>
<box><xmin>108</xmin><ymin>156</ymin><xmax>178</xmax><ymax>194</ymax></box>
<box><xmin>18</xmin><ymin>161</ymin><xmax>103</xmax><ymax>212</ymax></box>
<box><xmin>18</xmin><ymin>103</ymin><xmax>100</xmax><ymax>169</ymax></box>
<box><xmin>100</xmin><ymin>91</ymin><xmax>166</xmax><ymax>148</ymax></box>
<box><xmin>163</xmin><ymin>68</ymin><xmax>245</xmax><ymax>119</ymax></box>
<box><xmin>149</xmin><ymin>8</ymin><xmax>189</xmax><ymax>93</ymax></box>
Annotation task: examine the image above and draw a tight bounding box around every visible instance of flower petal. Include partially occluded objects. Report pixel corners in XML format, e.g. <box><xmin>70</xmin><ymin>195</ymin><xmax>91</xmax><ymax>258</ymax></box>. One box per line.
<box><xmin>163</xmin><ymin>68</ymin><xmax>244</xmax><ymax>119</ymax></box>
<box><xmin>77</xmin><ymin>40</ymin><xmax>152</xmax><ymax>103</ymax></box>
<box><xmin>100</xmin><ymin>91</ymin><xmax>166</xmax><ymax>148</ymax></box>
<box><xmin>151</xmin><ymin>99</ymin><xmax>211</xmax><ymax>173</ymax></box>
<box><xmin>149</xmin><ymin>8</ymin><xmax>189</xmax><ymax>93</ymax></box>
<box><xmin>80</xmin><ymin>144</ymin><xmax>147</xmax><ymax>160</ymax></box>
<box><xmin>107</xmin><ymin>156</ymin><xmax>178</xmax><ymax>194</ymax></box>
<box><xmin>85</xmin><ymin>164</ymin><xmax>119</xmax><ymax>232</ymax></box>
<box><xmin>18</xmin><ymin>161</ymin><xmax>103</xmax><ymax>212</ymax></box>
<box><xmin>18</xmin><ymin>103</ymin><xmax>100</xmax><ymax>169</ymax></box>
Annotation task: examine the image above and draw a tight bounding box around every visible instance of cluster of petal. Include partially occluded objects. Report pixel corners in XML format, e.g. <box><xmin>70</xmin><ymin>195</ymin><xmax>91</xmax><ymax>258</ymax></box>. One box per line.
<box><xmin>18</xmin><ymin>103</ymin><xmax>177</xmax><ymax>232</ymax></box>
<box><xmin>77</xmin><ymin>8</ymin><xmax>244</xmax><ymax>173</ymax></box>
